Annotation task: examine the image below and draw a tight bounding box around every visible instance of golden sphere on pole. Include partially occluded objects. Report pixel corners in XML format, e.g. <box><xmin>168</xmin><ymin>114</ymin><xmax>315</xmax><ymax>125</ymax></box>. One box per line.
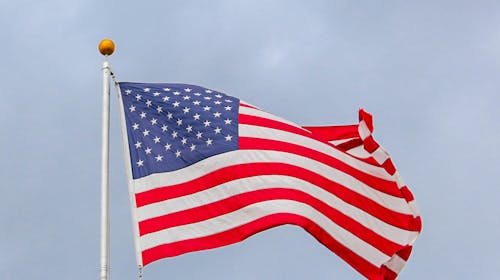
<box><xmin>98</xmin><ymin>39</ymin><xmax>115</xmax><ymax>56</ymax></box>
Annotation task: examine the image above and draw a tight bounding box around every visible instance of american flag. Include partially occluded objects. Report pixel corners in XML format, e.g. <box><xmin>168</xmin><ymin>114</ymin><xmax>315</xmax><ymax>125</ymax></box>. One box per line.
<box><xmin>118</xmin><ymin>82</ymin><xmax>421</xmax><ymax>279</ymax></box>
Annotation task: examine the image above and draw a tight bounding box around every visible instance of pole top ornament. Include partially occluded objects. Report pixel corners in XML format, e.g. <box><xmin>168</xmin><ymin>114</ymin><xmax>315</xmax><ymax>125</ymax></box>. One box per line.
<box><xmin>99</xmin><ymin>39</ymin><xmax>115</xmax><ymax>56</ymax></box>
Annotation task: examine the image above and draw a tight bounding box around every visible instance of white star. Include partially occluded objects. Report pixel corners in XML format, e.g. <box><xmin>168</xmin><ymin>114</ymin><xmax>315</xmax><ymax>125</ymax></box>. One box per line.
<box><xmin>136</xmin><ymin>159</ymin><xmax>144</xmax><ymax>167</ymax></box>
<box><xmin>173</xmin><ymin>91</ymin><xmax>181</xmax><ymax>96</ymax></box>
<box><xmin>129</xmin><ymin>105</ymin><xmax>136</xmax><ymax>112</ymax></box>
<box><xmin>153</xmin><ymin>92</ymin><xmax>161</xmax><ymax>97</ymax></box>
<box><xmin>157</xmin><ymin>106</ymin><xmax>163</xmax><ymax>113</ymax></box>
<box><xmin>135</xmin><ymin>94</ymin><xmax>142</xmax><ymax>101</ymax></box>
<box><xmin>146</xmin><ymin>100</ymin><xmax>152</xmax><ymax>107</ymax></box>
<box><xmin>193</xmin><ymin>100</ymin><xmax>201</xmax><ymax>105</ymax></box>
<box><xmin>171</xmin><ymin>131</ymin><xmax>178</xmax><ymax>138</ymax></box>
<box><xmin>206</xmin><ymin>138</ymin><xmax>213</xmax><ymax>145</ymax></box>
<box><xmin>193</xmin><ymin>113</ymin><xmax>201</xmax><ymax>120</ymax></box>
<box><xmin>203</xmin><ymin>106</ymin><xmax>211</xmax><ymax>111</ymax></box>
<box><xmin>224</xmin><ymin>118</ymin><xmax>232</xmax><ymax>125</ymax></box>
<box><xmin>215</xmin><ymin>94</ymin><xmax>222</xmax><ymax>98</ymax></box>
<box><xmin>205</xmin><ymin>89</ymin><xmax>213</xmax><ymax>93</ymax></box>
<box><xmin>173</xmin><ymin>101</ymin><xmax>180</xmax><ymax>108</ymax></box>
<box><xmin>163</xmin><ymin>88</ymin><xmax>171</xmax><ymax>91</ymax></box>
<box><xmin>125</xmin><ymin>89</ymin><xmax>132</xmax><ymax>95</ymax></box>
<box><xmin>140</xmin><ymin>112</ymin><xmax>147</xmax><ymax>119</ymax></box>
<box><xmin>164</xmin><ymin>143</ymin><xmax>171</xmax><ymax>150</ymax></box>
<box><xmin>225</xmin><ymin>134</ymin><xmax>233</xmax><ymax>141</ymax></box>
<box><xmin>190</xmin><ymin>144</ymin><xmax>196</xmax><ymax>151</ymax></box>
<box><xmin>177</xmin><ymin>118</ymin><xmax>183</xmax><ymax>126</ymax></box>
<box><xmin>184</xmin><ymin>88</ymin><xmax>192</xmax><ymax>92</ymax></box>
<box><xmin>224</xmin><ymin>106</ymin><xmax>232</xmax><ymax>111</ymax></box>
<box><xmin>145</xmin><ymin>147</ymin><xmax>152</xmax><ymax>155</ymax></box>
<box><xmin>162</xmin><ymin>96</ymin><xmax>170</xmax><ymax>102</ymax></box>
<box><xmin>134</xmin><ymin>141</ymin><xmax>142</xmax><ymax>149</ymax></box>
<box><xmin>167</xmin><ymin>112</ymin><xmax>173</xmax><ymax>119</ymax></box>
<box><xmin>203</xmin><ymin>120</ymin><xmax>211</xmax><ymax>127</ymax></box>
<box><xmin>214</xmin><ymin>127</ymin><xmax>222</xmax><ymax>134</ymax></box>
<box><xmin>213</xmin><ymin>112</ymin><xmax>221</xmax><ymax>118</ymax></box>
<box><xmin>214</xmin><ymin>101</ymin><xmax>222</xmax><ymax>105</ymax></box>
<box><xmin>196</xmin><ymin>131</ymin><xmax>203</xmax><ymax>139</ymax></box>
<box><xmin>183</xmin><ymin>95</ymin><xmax>191</xmax><ymax>100</ymax></box>
<box><xmin>181</xmin><ymin>137</ymin><xmax>188</xmax><ymax>145</ymax></box>
<box><xmin>225</xmin><ymin>99</ymin><xmax>232</xmax><ymax>103</ymax></box>
<box><xmin>132</xmin><ymin>123</ymin><xmax>139</xmax><ymax>130</ymax></box>
<box><xmin>204</xmin><ymin>96</ymin><xmax>212</xmax><ymax>100</ymax></box>
<box><xmin>155</xmin><ymin>154</ymin><xmax>163</xmax><ymax>162</ymax></box>
<box><xmin>186</xmin><ymin>125</ymin><xmax>193</xmax><ymax>132</ymax></box>
<box><xmin>161</xmin><ymin>124</ymin><xmax>168</xmax><ymax>132</ymax></box>
<box><xmin>175</xmin><ymin>150</ymin><xmax>182</xmax><ymax>158</ymax></box>
<box><xmin>194</xmin><ymin>92</ymin><xmax>201</xmax><ymax>96</ymax></box>
<box><xmin>153</xmin><ymin>136</ymin><xmax>161</xmax><ymax>143</ymax></box>
<box><xmin>150</xmin><ymin>118</ymin><xmax>158</xmax><ymax>125</ymax></box>
<box><xmin>183</xmin><ymin>107</ymin><xmax>191</xmax><ymax>114</ymax></box>
<box><xmin>143</xmin><ymin>129</ymin><xmax>150</xmax><ymax>136</ymax></box>
<box><xmin>143</xmin><ymin>88</ymin><xmax>151</xmax><ymax>92</ymax></box>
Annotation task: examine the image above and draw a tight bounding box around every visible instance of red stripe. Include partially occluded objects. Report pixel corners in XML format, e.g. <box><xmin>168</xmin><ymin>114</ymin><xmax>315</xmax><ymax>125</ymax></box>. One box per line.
<box><xmin>400</xmin><ymin>186</ymin><xmax>414</xmax><ymax>202</ymax></box>
<box><xmin>239</xmin><ymin>114</ymin><xmax>400</xmax><ymax>196</ymax></box>
<box><xmin>240</xmin><ymin>137</ymin><xmax>403</xmax><ymax>198</ymax></box>
<box><xmin>397</xmin><ymin>245</ymin><xmax>413</xmax><ymax>261</ymax></box>
<box><xmin>335</xmin><ymin>138</ymin><xmax>364</xmax><ymax>152</ymax></box>
<box><xmin>240</xmin><ymin>114</ymin><xmax>313</xmax><ymax>139</ymax></box>
<box><xmin>141</xmin><ymin>213</ymin><xmax>385</xmax><ymax>279</ymax></box>
<box><xmin>359</xmin><ymin>109</ymin><xmax>374</xmax><ymax>133</ymax></box>
<box><xmin>378</xmin><ymin>246</ymin><xmax>414</xmax><ymax>279</ymax></box>
<box><xmin>136</xmin><ymin>163</ymin><xmax>420</xmax><ymax>231</ymax></box>
<box><xmin>241</xmin><ymin>111</ymin><xmax>404</xmax><ymax>180</ymax></box>
<box><xmin>139</xmin><ymin>188</ymin><xmax>403</xmax><ymax>255</ymax></box>
<box><xmin>363</xmin><ymin>135</ymin><xmax>380</xmax><ymax>153</ymax></box>
<box><xmin>380</xmin><ymin>265</ymin><xmax>398</xmax><ymax>280</ymax></box>
<box><xmin>241</xmin><ymin>112</ymin><xmax>384</xmax><ymax>170</ymax></box>
<box><xmin>302</xmin><ymin>125</ymin><xmax>360</xmax><ymax>141</ymax></box>
<box><xmin>358</xmin><ymin>156</ymin><xmax>381</xmax><ymax>166</ymax></box>
<box><xmin>382</xmin><ymin>160</ymin><xmax>396</xmax><ymax>175</ymax></box>
<box><xmin>240</xmin><ymin>102</ymin><xmax>256</xmax><ymax>109</ymax></box>
<box><xmin>241</xmin><ymin>108</ymin><xmax>419</xmax><ymax>217</ymax></box>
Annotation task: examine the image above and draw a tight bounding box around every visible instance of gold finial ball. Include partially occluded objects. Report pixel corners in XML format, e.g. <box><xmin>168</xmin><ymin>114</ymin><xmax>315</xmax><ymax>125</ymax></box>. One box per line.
<box><xmin>98</xmin><ymin>39</ymin><xmax>115</xmax><ymax>56</ymax></box>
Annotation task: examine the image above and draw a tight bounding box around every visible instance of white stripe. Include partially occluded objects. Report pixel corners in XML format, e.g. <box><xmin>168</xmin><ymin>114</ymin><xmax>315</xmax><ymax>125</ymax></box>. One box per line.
<box><xmin>328</xmin><ymin>138</ymin><xmax>375</xmax><ymax>159</ymax></box>
<box><xmin>117</xmin><ymin>85</ymin><xmax>144</xmax><ymax>266</ymax></box>
<box><xmin>240</xmin><ymin>106</ymin><xmax>395</xmax><ymax>180</ymax></box>
<box><xmin>358</xmin><ymin>120</ymin><xmax>371</xmax><ymax>140</ymax></box>
<box><xmin>384</xmin><ymin>254</ymin><xmax>407</xmax><ymax>274</ymax></box>
<box><xmin>372</xmin><ymin>147</ymin><xmax>390</xmax><ymax>164</ymax></box>
<box><xmin>408</xmin><ymin>201</ymin><xmax>420</xmax><ymax>217</ymax></box>
<box><xmin>239</xmin><ymin>106</ymin><xmax>304</xmax><ymax>130</ymax></box>
<box><xmin>329</xmin><ymin>134</ymin><xmax>391</xmax><ymax>166</ymax></box>
<box><xmin>394</xmin><ymin>172</ymin><xmax>406</xmax><ymax>189</ymax></box>
<box><xmin>329</xmin><ymin>137</ymin><xmax>358</xmax><ymax>146</ymax></box>
<box><xmin>133</xmin><ymin>150</ymin><xmax>413</xmax><ymax>215</ymax></box>
<box><xmin>139</xmin><ymin>199</ymin><xmax>391</xmax><ymax>267</ymax></box>
<box><xmin>138</xmin><ymin>175</ymin><xmax>416</xmax><ymax>245</ymax></box>
<box><xmin>394</xmin><ymin>171</ymin><xmax>420</xmax><ymax>220</ymax></box>
<box><xmin>239</xmin><ymin>124</ymin><xmax>393</xmax><ymax>180</ymax></box>
<box><xmin>240</xmin><ymin>101</ymin><xmax>259</xmax><ymax>109</ymax></box>
<box><xmin>345</xmin><ymin>146</ymin><xmax>372</xmax><ymax>158</ymax></box>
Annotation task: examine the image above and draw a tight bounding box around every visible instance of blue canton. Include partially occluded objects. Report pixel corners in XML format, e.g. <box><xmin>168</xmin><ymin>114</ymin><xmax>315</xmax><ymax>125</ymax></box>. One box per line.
<box><xmin>119</xmin><ymin>83</ymin><xmax>239</xmax><ymax>179</ymax></box>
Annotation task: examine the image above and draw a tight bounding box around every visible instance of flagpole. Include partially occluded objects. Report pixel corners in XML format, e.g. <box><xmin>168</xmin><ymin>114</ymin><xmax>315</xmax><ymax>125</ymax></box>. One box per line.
<box><xmin>99</xmin><ymin>39</ymin><xmax>115</xmax><ymax>280</ymax></box>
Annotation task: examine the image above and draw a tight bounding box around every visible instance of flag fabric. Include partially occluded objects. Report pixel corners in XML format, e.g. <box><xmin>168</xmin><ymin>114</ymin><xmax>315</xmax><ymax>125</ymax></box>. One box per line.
<box><xmin>117</xmin><ymin>82</ymin><xmax>422</xmax><ymax>279</ymax></box>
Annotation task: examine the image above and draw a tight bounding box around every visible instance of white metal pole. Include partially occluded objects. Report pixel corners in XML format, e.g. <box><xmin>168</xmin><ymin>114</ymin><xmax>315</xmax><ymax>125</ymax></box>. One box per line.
<box><xmin>100</xmin><ymin>59</ymin><xmax>111</xmax><ymax>280</ymax></box>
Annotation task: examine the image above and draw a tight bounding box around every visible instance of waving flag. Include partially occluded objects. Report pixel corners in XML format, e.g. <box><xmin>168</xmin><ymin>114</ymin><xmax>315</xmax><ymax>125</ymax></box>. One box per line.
<box><xmin>117</xmin><ymin>82</ymin><xmax>421</xmax><ymax>279</ymax></box>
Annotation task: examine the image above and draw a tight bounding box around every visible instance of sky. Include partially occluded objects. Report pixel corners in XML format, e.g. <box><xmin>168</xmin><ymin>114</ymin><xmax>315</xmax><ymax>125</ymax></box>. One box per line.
<box><xmin>1</xmin><ymin>1</ymin><xmax>499</xmax><ymax>279</ymax></box>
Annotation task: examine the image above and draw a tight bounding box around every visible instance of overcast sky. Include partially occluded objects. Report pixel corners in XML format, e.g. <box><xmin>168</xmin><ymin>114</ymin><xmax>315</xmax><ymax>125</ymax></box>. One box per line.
<box><xmin>1</xmin><ymin>1</ymin><xmax>499</xmax><ymax>279</ymax></box>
